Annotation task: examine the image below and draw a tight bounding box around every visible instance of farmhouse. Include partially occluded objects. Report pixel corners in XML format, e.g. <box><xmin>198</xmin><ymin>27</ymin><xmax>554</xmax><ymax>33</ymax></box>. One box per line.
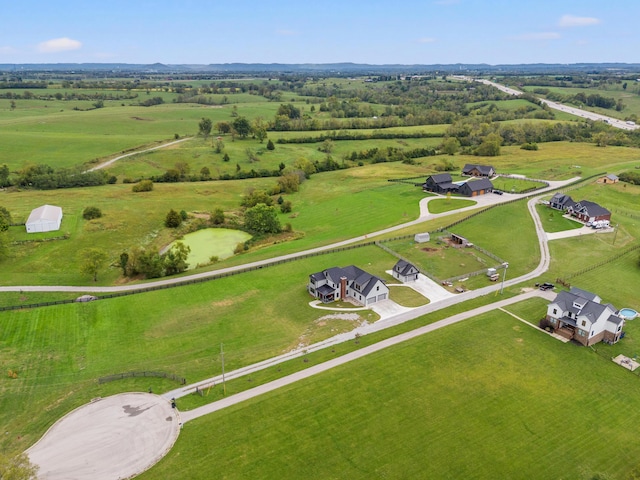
<box><xmin>458</xmin><ymin>178</ymin><xmax>493</xmax><ymax>197</ymax></box>
<box><xmin>462</xmin><ymin>164</ymin><xmax>495</xmax><ymax>178</ymax></box>
<box><xmin>26</xmin><ymin>205</ymin><xmax>63</xmax><ymax>233</ymax></box>
<box><xmin>549</xmin><ymin>193</ymin><xmax>575</xmax><ymax>211</ymax></box>
<box><xmin>308</xmin><ymin>265</ymin><xmax>388</xmax><ymax>306</ymax></box>
<box><xmin>567</xmin><ymin>200</ymin><xmax>611</xmax><ymax>223</ymax></box>
<box><xmin>597</xmin><ymin>174</ymin><xmax>619</xmax><ymax>184</ymax></box>
<box><xmin>545</xmin><ymin>287</ymin><xmax>624</xmax><ymax>346</ymax></box>
<box><xmin>423</xmin><ymin>173</ymin><xmax>459</xmax><ymax>194</ymax></box>
<box><xmin>392</xmin><ymin>260</ymin><xmax>419</xmax><ymax>282</ymax></box>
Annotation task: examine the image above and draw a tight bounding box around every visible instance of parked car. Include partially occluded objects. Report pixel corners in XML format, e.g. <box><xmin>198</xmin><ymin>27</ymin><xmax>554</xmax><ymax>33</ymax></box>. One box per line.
<box><xmin>539</xmin><ymin>282</ymin><xmax>555</xmax><ymax>291</ymax></box>
<box><xmin>493</xmin><ymin>190</ymin><xmax>503</xmax><ymax>195</ymax></box>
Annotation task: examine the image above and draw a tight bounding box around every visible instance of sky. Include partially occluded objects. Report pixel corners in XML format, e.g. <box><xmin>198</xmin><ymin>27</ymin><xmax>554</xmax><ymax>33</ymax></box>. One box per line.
<box><xmin>1</xmin><ymin>0</ymin><xmax>638</xmax><ymax>65</ymax></box>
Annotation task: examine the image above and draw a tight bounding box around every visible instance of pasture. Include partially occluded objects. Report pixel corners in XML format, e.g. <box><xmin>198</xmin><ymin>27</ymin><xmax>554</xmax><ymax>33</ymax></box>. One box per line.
<box><xmin>140</xmin><ymin>309</ymin><xmax>640</xmax><ymax>480</ymax></box>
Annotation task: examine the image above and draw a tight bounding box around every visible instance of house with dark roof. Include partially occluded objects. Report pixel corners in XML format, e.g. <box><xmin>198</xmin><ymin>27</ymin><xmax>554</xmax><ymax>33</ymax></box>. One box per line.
<box><xmin>549</xmin><ymin>193</ymin><xmax>575</xmax><ymax>211</ymax></box>
<box><xmin>458</xmin><ymin>178</ymin><xmax>493</xmax><ymax>197</ymax></box>
<box><xmin>567</xmin><ymin>200</ymin><xmax>611</xmax><ymax>223</ymax></box>
<box><xmin>545</xmin><ymin>287</ymin><xmax>624</xmax><ymax>346</ymax></box>
<box><xmin>308</xmin><ymin>265</ymin><xmax>389</xmax><ymax>306</ymax></box>
<box><xmin>423</xmin><ymin>173</ymin><xmax>459</xmax><ymax>194</ymax></box>
<box><xmin>392</xmin><ymin>260</ymin><xmax>419</xmax><ymax>282</ymax></box>
<box><xmin>462</xmin><ymin>164</ymin><xmax>495</xmax><ymax>178</ymax></box>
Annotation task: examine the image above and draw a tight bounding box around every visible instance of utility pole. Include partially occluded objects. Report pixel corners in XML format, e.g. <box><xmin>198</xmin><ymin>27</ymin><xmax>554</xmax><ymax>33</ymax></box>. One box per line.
<box><xmin>500</xmin><ymin>262</ymin><xmax>509</xmax><ymax>295</ymax></box>
<box><xmin>221</xmin><ymin>343</ymin><xmax>226</xmax><ymax>396</ymax></box>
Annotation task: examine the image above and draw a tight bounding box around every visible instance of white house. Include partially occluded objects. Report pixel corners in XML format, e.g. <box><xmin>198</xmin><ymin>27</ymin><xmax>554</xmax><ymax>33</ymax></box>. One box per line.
<box><xmin>545</xmin><ymin>287</ymin><xmax>624</xmax><ymax>346</ymax></box>
<box><xmin>26</xmin><ymin>205</ymin><xmax>63</xmax><ymax>233</ymax></box>
<box><xmin>308</xmin><ymin>265</ymin><xmax>388</xmax><ymax>306</ymax></box>
<box><xmin>392</xmin><ymin>260</ymin><xmax>419</xmax><ymax>282</ymax></box>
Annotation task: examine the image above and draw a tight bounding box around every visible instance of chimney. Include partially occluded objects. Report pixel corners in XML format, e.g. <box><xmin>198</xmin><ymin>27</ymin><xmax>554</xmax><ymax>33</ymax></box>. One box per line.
<box><xmin>340</xmin><ymin>276</ymin><xmax>347</xmax><ymax>300</ymax></box>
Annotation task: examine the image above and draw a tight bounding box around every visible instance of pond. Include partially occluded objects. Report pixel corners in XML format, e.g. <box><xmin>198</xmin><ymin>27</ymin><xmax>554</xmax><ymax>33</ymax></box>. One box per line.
<box><xmin>165</xmin><ymin>228</ymin><xmax>252</xmax><ymax>269</ymax></box>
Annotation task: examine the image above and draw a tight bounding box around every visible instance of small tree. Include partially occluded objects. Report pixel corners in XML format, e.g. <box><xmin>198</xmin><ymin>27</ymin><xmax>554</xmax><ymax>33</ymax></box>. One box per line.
<box><xmin>214</xmin><ymin>138</ymin><xmax>224</xmax><ymax>153</ymax></box>
<box><xmin>232</xmin><ymin>116</ymin><xmax>251</xmax><ymax>138</ymax></box>
<box><xmin>280</xmin><ymin>200</ymin><xmax>292</xmax><ymax>213</ymax></box>
<box><xmin>163</xmin><ymin>241</ymin><xmax>190</xmax><ymax>275</ymax></box>
<box><xmin>223</xmin><ymin>153</ymin><xmax>230</xmax><ymax>162</ymax></box>
<box><xmin>82</xmin><ymin>206</ymin><xmax>103</xmax><ymax>220</ymax></box>
<box><xmin>211</xmin><ymin>208</ymin><xmax>225</xmax><ymax>225</ymax></box>
<box><xmin>198</xmin><ymin>117</ymin><xmax>212</xmax><ymax>138</ymax></box>
<box><xmin>0</xmin><ymin>206</ymin><xmax>12</xmax><ymax>227</ymax></box>
<box><xmin>165</xmin><ymin>209</ymin><xmax>182</xmax><ymax>228</ymax></box>
<box><xmin>244</xmin><ymin>203</ymin><xmax>281</xmax><ymax>234</ymax></box>
<box><xmin>79</xmin><ymin>248</ymin><xmax>108</xmax><ymax>282</ymax></box>
<box><xmin>441</xmin><ymin>137</ymin><xmax>460</xmax><ymax>155</ymax></box>
<box><xmin>266</xmin><ymin>139</ymin><xmax>275</xmax><ymax>151</ymax></box>
<box><xmin>119</xmin><ymin>252</ymin><xmax>129</xmax><ymax>276</ymax></box>
<box><xmin>200</xmin><ymin>166</ymin><xmax>211</xmax><ymax>180</ymax></box>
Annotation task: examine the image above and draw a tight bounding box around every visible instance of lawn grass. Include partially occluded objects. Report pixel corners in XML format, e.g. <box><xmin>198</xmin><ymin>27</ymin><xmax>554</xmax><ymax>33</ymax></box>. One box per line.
<box><xmin>387</xmin><ymin>285</ymin><xmax>429</xmax><ymax>307</ymax></box>
<box><xmin>535</xmin><ymin>204</ymin><xmax>584</xmax><ymax>233</ymax></box>
<box><xmin>491</xmin><ymin>176</ymin><xmax>545</xmax><ymax>193</ymax></box>
<box><xmin>140</xmin><ymin>310</ymin><xmax>640</xmax><ymax>480</ymax></box>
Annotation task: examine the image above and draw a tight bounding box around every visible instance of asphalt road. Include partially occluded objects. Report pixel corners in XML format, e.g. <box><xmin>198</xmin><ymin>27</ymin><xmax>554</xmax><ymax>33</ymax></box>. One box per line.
<box><xmin>467</xmin><ymin>77</ymin><xmax>639</xmax><ymax>131</ymax></box>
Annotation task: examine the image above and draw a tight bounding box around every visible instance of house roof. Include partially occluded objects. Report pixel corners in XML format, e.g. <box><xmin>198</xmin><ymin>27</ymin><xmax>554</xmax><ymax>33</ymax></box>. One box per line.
<box><xmin>314</xmin><ymin>265</ymin><xmax>386</xmax><ymax>297</ymax></box>
<box><xmin>393</xmin><ymin>259</ymin><xmax>418</xmax><ymax>276</ymax></box>
<box><xmin>573</xmin><ymin>200</ymin><xmax>610</xmax><ymax>217</ymax></box>
<box><xmin>427</xmin><ymin>173</ymin><xmax>453</xmax><ymax>184</ymax></box>
<box><xmin>26</xmin><ymin>204</ymin><xmax>62</xmax><ymax>224</ymax></box>
<box><xmin>606</xmin><ymin>174</ymin><xmax>619</xmax><ymax>181</ymax></box>
<box><xmin>462</xmin><ymin>164</ymin><xmax>494</xmax><ymax>175</ymax></box>
<box><xmin>551</xmin><ymin>290</ymin><xmax>617</xmax><ymax>324</ymax></box>
<box><xmin>462</xmin><ymin>178</ymin><xmax>493</xmax><ymax>191</ymax></box>
<box><xmin>569</xmin><ymin>287</ymin><xmax>600</xmax><ymax>303</ymax></box>
<box><xmin>550</xmin><ymin>193</ymin><xmax>575</xmax><ymax>208</ymax></box>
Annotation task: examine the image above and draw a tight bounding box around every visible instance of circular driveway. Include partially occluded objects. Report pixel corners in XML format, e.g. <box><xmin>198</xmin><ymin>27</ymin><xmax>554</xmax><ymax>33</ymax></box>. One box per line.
<box><xmin>27</xmin><ymin>393</ymin><xmax>180</xmax><ymax>480</ymax></box>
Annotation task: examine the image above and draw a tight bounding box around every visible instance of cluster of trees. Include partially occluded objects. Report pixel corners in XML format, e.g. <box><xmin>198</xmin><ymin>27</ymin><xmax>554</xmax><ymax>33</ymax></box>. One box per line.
<box><xmin>619</xmin><ymin>171</ymin><xmax>640</xmax><ymax>185</ymax></box>
<box><xmin>119</xmin><ymin>242</ymin><xmax>191</xmax><ymax>279</ymax></box>
<box><xmin>0</xmin><ymin>90</ymin><xmax>138</xmax><ymax>101</ymax></box>
<box><xmin>275</xmin><ymin>130</ymin><xmax>443</xmax><ymax>144</ymax></box>
<box><xmin>10</xmin><ymin>164</ymin><xmax>110</xmax><ymax>190</ymax></box>
<box><xmin>344</xmin><ymin>146</ymin><xmax>436</xmax><ymax>164</ymax></box>
<box><xmin>544</xmin><ymin>91</ymin><xmax>624</xmax><ymax>111</ymax></box>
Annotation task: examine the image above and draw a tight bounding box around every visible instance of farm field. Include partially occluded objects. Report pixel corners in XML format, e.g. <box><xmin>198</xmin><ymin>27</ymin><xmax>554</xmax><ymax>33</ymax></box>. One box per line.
<box><xmin>140</xmin><ymin>310</ymin><xmax>640</xmax><ymax>480</ymax></box>
<box><xmin>535</xmin><ymin>204</ymin><xmax>584</xmax><ymax>232</ymax></box>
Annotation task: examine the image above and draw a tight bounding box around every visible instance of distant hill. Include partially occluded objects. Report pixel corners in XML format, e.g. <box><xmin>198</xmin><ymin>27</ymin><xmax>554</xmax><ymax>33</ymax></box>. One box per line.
<box><xmin>2</xmin><ymin>62</ymin><xmax>640</xmax><ymax>74</ymax></box>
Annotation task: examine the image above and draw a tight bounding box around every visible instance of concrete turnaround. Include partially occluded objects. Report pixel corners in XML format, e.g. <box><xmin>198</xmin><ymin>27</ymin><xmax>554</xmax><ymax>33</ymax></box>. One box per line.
<box><xmin>27</xmin><ymin>393</ymin><xmax>180</xmax><ymax>480</ymax></box>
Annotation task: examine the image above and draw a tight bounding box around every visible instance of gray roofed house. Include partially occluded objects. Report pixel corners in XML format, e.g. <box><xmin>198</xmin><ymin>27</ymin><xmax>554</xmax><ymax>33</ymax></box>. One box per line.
<box><xmin>458</xmin><ymin>178</ymin><xmax>493</xmax><ymax>197</ymax></box>
<box><xmin>392</xmin><ymin>260</ymin><xmax>419</xmax><ymax>282</ymax></box>
<box><xmin>598</xmin><ymin>174</ymin><xmax>619</xmax><ymax>184</ymax></box>
<box><xmin>546</xmin><ymin>287</ymin><xmax>624</xmax><ymax>346</ymax></box>
<box><xmin>568</xmin><ymin>200</ymin><xmax>611</xmax><ymax>223</ymax></box>
<box><xmin>462</xmin><ymin>164</ymin><xmax>495</xmax><ymax>178</ymax></box>
<box><xmin>549</xmin><ymin>193</ymin><xmax>575</xmax><ymax>211</ymax></box>
<box><xmin>423</xmin><ymin>173</ymin><xmax>460</xmax><ymax>194</ymax></box>
<box><xmin>308</xmin><ymin>265</ymin><xmax>389</xmax><ymax>306</ymax></box>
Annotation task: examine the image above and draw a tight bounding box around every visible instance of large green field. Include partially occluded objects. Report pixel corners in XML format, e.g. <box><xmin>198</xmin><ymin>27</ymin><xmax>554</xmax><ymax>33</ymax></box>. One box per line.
<box><xmin>140</xmin><ymin>309</ymin><xmax>640</xmax><ymax>480</ymax></box>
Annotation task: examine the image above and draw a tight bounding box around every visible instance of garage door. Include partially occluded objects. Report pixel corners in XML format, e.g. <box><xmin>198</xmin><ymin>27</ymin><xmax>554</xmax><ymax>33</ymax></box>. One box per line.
<box><xmin>367</xmin><ymin>297</ymin><xmax>377</xmax><ymax>304</ymax></box>
<box><xmin>377</xmin><ymin>294</ymin><xmax>387</xmax><ymax>301</ymax></box>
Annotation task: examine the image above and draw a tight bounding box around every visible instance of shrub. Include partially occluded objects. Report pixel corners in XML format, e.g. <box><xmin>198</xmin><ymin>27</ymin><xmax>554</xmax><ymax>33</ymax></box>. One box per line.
<box><xmin>132</xmin><ymin>179</ymin><xmax>153</xmax><ymax>192</ymax></box>
<box><xmin>82</xmin><ymin>206</ymin><xmax>103</xmax><ymax>220</ymax></box>
<box><xmin>165</xmin><ymin>209</ymin><xmax>182</xmax><ymax>228</ymax></box>
<box><xmin>520</xmin><ymin>142</ymin><xmax>539</xmax><ymax>151</ymax></box>
<box><xmin>107</xmin><ymin>175</ymin><xmax>117</xmax><ymax>184</ymax></box>
<box><xmin>280</xmin><ymin>200</ymin><xmax>292</xmax><ymax>213</ymax></box>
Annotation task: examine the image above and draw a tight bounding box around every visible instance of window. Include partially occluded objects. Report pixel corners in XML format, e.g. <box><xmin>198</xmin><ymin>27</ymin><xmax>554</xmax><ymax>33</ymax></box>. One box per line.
<box><xmin>581</xmin><ymin>320</ymin><xmax>586</xmax><ymax>327</ymax></box>
<box><xmin>376</xmin><ymin>286</ymin><xmax>379</xmax><ymax>291</ymax></box>
<box><xmin>553</xmin><ymin>308</ymin><xmax>557</xmax><ymax>315</ymax></box>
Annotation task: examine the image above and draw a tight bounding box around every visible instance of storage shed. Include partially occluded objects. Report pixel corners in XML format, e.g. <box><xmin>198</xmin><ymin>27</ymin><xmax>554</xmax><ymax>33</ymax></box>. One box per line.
<box><xmin>26</xmin><ymin>205</ymin><xmax>63</xmax><ymax>233</ymax></box>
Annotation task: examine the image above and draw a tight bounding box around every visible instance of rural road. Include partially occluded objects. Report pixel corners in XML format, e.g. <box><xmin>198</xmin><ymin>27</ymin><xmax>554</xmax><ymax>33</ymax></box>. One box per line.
<box><xmin>462</xmin><ymin>76</ymin><xmax>640</xmax><ymax>131</ymax></box>
<box><xmin>85</xmin><ymin>136</ymin><xmax>192</xmax><ymax>172</ymax></box>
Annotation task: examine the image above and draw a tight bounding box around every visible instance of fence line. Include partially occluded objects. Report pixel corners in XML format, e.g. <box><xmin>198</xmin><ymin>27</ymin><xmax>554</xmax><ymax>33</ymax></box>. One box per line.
<box><xmin>557</xmin><ymin>243</ymin><xmax>640</xmax><ymax>286</ymax></box>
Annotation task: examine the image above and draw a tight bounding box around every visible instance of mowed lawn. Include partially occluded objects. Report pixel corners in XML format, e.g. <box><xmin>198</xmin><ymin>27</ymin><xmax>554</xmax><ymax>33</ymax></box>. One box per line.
<box><xmin>141</xmin><ymin>310</ymin><xmax>640</xmax><ymax>480</ymax></box>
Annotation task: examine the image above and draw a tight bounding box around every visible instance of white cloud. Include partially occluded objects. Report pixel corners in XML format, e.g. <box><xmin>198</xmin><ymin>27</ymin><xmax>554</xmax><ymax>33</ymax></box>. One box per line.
<box><xmin>511</xmin><ymin>32</ymin><xmax>561</xmax><ymax>41</ymax></box>
<box><xmin>37</xmin><ymin>37</ymin><xmax>82</xmax><ymax>53</ymax></box>
<box><xmin>417</xmin><ymin>37</ymin><xmax>437</xmax><ymax>43</ymax></box>
<box><xmin>558</xmin><ymin>15</ymin><xmax>601</xmax><ymax>27</ymax></box>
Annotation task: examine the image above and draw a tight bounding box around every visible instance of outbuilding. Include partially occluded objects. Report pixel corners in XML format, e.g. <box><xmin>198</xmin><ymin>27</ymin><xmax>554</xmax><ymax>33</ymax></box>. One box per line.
<box><xmin>26</xmin><ymin>205</ymin><xmax>63</xmax><ymax>233</ymax></box>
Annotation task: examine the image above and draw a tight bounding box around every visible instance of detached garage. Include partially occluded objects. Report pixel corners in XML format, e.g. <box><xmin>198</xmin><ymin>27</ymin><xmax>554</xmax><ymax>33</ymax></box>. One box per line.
<box><xmin>26</xmin><ymin>205</ymin><xmax>63</xmax><ymax>233</ymax></box>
